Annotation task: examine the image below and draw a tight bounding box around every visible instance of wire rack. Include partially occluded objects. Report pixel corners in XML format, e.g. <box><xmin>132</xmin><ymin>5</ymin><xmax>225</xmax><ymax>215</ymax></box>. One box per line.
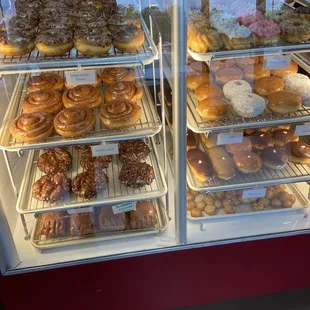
<box><xmin>187</xmin><ymin>135</ymin><xmax>310</xmax><ymax>193</ymax></box>
<box><xmin>0</xmin><ymin>19</ymin><xmax>158</xmax><ymax>74</ymax></box>
<box><xmin>0</xmin><ymin>68</ymin><xmax>162</xmax><ymax>152</ymax></box>
<box><xmin>16</xmin><ymin>138</ymin><xmax>167</xmax><ymax>214</ymax></box>
<box><xmin>187</xmin><ymin>89</ymin><xmax>310</xmax><ymax>133</ymax></box>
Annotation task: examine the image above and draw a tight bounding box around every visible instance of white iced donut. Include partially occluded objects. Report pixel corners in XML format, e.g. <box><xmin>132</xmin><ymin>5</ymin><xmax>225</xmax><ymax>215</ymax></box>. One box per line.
<box><xmin>231</xmin><ymin>93</ymin><xmax>266</xmax><ymax>118</ymax></box>
<box><xmin>223</xmin><ymin>80</ymin><xmax>252</xmax><ymax>101</ymax></box>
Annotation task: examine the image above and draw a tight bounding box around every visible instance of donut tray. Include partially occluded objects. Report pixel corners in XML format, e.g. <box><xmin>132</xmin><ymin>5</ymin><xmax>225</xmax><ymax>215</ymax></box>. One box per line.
<box><xmin>16</xmin><ymin>138</ymin><xmax>167</xmax><ymax>214</ymax></box>
<box><xmin>0</xmin><ymin>19</ymin><xmax>158</xmax><ymax>74</ymax></box>
<box><xmin>187</xmin><ymin>135</ymin><xmax>310</xmax><ymax>193</ymax></box>
<box><xmin>0</xmin><ymin>68</ymin><xmax>162</xmax><ymax>152</ymax></box>
<box><xmin>30</xmin><ymin>198</ymin><xmax>168</xmax><ymax>250</ymax></box>
<box><xmin>187</xmin><ymin>184</ymin><xmax>309</xmax><ymax>222</ymax></box>
<box><xmin>162</xmin><ymin>52</ymin><xmax>310</xmax><ymax>133</ymax></box>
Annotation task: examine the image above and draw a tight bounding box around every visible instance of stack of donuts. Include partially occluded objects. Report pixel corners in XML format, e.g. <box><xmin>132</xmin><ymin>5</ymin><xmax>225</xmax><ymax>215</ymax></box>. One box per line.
<box><xmin>0</xmin><ymin>1</ymin><xmax>145</xmax><ymax>56</ymax></box>
<box><xmin>9</xmin><ymin>67</ymin><xmax>143</xmax><ymax>144</ymax></box>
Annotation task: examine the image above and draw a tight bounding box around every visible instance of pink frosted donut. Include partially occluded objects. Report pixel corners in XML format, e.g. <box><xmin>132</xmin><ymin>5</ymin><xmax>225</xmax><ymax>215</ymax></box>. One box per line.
<box><xmin>236</xmin><ymin>10</ymin><xmax>264</xmax><ymax>26</ymax></box>
<box><xmin>249</xmin><ymin>19</ymin><xmax>280</xmax><ymax>37</ymax></box>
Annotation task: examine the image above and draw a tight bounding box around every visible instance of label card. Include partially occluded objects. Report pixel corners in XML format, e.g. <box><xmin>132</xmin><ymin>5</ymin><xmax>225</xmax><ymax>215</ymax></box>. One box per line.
<box><xmin>242</xmin><ymin>188</ymin><xmax>267</xmax><ymax>199</ymax></box>
<box><xmin>65</xmin><ymin>70</ymin><xmax>96</xmax><ymax>86</ymax></box>
<box><xmin>217</xmin><ymin>132</ymin><xmax>244</xmax><ymax>146</ymax></box>
<box><xmin>294</xmin><ymin>125</ymin><xmax>310</xmax><ymax>137</ymax></box>
<box><xmin>112</xmin><ymin>202</ymin><xmax>136</xmax><ymax>214</ymax></box>
<box><xmin>67</xmin><ymin>207</ymin><xmax>94</xmax><ymax>214</ymax></box>
<box><xmin>264</xmin><ymin>56</ymin><xmax>291</xmax><ymax>70</ymax></box>
<box><xmin>91</xmin><ymin>143</ymin><xmax>119</xmax><ymax>157</ymax></box>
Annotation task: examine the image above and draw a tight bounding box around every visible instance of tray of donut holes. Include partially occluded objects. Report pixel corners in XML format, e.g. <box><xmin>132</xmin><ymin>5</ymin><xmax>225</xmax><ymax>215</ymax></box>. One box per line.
<box><xmin>16</xmin><ymin>139</ymin><xmax>167</xmax><ymax>214</ymax></box>
<box><xmin>187</xmin><ymin>183</ymin><xmax>309</xmax><ymax>221</ymax></box>
<box><xmin>186</xmin><ymin>57</ymin><xmax>310</xmax><ymax>133</ymax></box>
<box><xmin>0</xmin><ymin>67</ymin><xmax>162</xmax><ymax>152</ymax></box>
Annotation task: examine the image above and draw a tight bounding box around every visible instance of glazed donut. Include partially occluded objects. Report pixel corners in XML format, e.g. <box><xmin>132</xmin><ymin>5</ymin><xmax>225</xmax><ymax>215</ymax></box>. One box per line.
<box><xmin>27</xmin><ymin>73</ymin><xmax>65</xmax><ymax>93</ymax></box>
<box><xmin>233</xmin><ymin>151</ymin><xmax>262</xmax><ymax>174</ymax></box>
<box><xmin>253</xmin><ymin>76</ymin><xmax>284</xmax><ymax>97</ymax></box>
<box><xmin>21</xmin><ymin>89</ymin><xmax>63</xmax><ymax>115</ymax></box>
<box><xmin>104</xmin><ymin>81</ymin><xmax>142</xmax><ymax>103</ymax></box>
<box><xmin>65</xmin><ymin>73</ymin><xmax>101</xmax><ymax>89</ymax></box>
<box><xmin>188</xmin><ymin>61</ymin><xmax>208</xmax><ymax>73</ymax></box>
<box><xmin>194</xmin><ymin>83</ymin><xmax>222</xmax><ymax>101</ymax></box>
<box><xmin>279</xmin><ymin>19</ymin><xmax>310</xmax><ymax>43</ymax></box>
<box><xmin>63</xmin><ymin>85</ymin><xmax>102</xmax><ymax>109</ymax></box>
<box><xmin>196</xmin><ymin>98</ymin><xmax>229</xmax><ymax>121</ymax></box>
<box><xmin>215</xmin><ymin>67</ymin><xmax>243</xmax><ymax>85</ymax></box>
<box><xmin>225</xmin><ymin>137</ymin><xmax>252</xmax><ymax>154</ymax></box>
<box><xmin>267</xmin><ymin>91</ymin><xmax>302</xmax><ymax>114</ymax></box>
<box><xmin>54</xmin><ymin>107</ymin><xmax>96</xmax><ymax>137</ymax></box>
<box><xmin>100</xmin><ymin>100</ymin><xmax>141</xmax><ymax>129</ymax></box>
<box><xmin>271</xmin><ymin>61</ymin><xmax>298</xmax><ymax>77</ymax></box>
<box><xmin>74</xmin><ymin>28</ymin><xmax>112</xmax><ymax>56</ymax></box>
<box><xmin>111</xmin><ymin>25</ymin><xmax>144</xmax><ymax>52</ymax></box>
<box><xmin>243</xmin><ymin>63</ymin><xmax>270</xmax><ymax>81</ymax></box>
<box><xmin>10</xmin><ymin>112</ymin><xmax>54</xmax><ymax>143</ymax></box>
<box><xmin>187</xmin><ymin>72</ymin><xmax>211</xmax><ymax>90</ymax></box>
<box><xmin>101</xmin><ymin>67</ymin><xmax>136</xmax><ymax>85</ymax></box>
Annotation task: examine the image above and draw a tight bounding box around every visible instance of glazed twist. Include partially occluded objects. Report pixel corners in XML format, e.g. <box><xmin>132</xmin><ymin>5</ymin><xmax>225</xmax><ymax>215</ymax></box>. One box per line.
<box><xmin>27</xmin><ymin>73</ymin><xmax>65</xmax><ymax>93</ymax></box>
<box><xmin>54</xmin><ymin>107</ymin><xmax>96</xmax><ymax>137</ymax></box>
<box><xmin>63</xmin><ymin>85</ymin><xmax>102</xmax><ymax>109</ymax></box>
<box><xmin>21</xmin><ymin>89</ymin><xmax>63</xmax><ymax>115</ymax></box>
<box><xmin>104</xmin><ymin>81</ymin><xmax>142</xmax><ymax>102</ymax></box>
<box><xmin>10</xmin><ymin>112</ymin><xmax>54</xmax><ymax>143</ymax></box>
<box><xmin>100</xmin><ymin>100</ymin><xmax>141</xmax><ymax>129</ymax></box>
<box><xmin>101</xmin><ymin>67</ymin><xmax>136</xmax><ymax>85</ymax></box>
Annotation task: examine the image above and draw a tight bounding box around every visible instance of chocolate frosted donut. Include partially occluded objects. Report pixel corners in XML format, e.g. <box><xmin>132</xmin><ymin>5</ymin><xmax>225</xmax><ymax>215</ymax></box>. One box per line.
<box><xmin>118</xmin><ymin>139</ymin><xmax>150</xmax><ymax>163</ymax></box>
<box><xmin>72</xmin><ymin>171</ymin><xmax>109</xmax><ymax>199</ymax></box>
<box><xmin>119</xmin><ymin>162</ymin><xmax>155</xmax><ymax>188</ymax></box>
<box><xmin>261</xmin><ymin>146</ymin><xmax>288</xmax><ymax>169</ymax></box>
<box><xmin>32</xmin><ymin>172</ymin><xmax>71</xmax><ymax>202</ymax></box>
<box><xmin>37</xmin><ymin>148</ymin><xmax>72</xmax><ymax>174</ymax></box>
<box><xmin>80</xmin><ymin>147</ymin><xmax>112</xmax><ymax>171</ymax></box>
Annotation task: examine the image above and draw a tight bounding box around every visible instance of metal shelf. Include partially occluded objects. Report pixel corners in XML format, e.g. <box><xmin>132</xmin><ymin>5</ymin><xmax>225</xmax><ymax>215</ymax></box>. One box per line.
<box><xmin>16</xmin><ymin>138</ymin><xmax>167</xmax><ymax>214</ymax></box>
<box><xmin>0</xmin><ymin>19</ymin><xmax>158</xmax><ymax>74</ymax></box>
<box><xmin>0</xmin><ymin>68</ymin><xmax>162</xmax><ymax>152</ymax></box>
<box><xmin>30</xmin><ymin>198</ymin><xmax>168</xmax><ymax>250</ymax></box>
<box><xmin>187</xmin><ymin>135</ymin><xmax>310</xmax><ymax>193</ymax></box>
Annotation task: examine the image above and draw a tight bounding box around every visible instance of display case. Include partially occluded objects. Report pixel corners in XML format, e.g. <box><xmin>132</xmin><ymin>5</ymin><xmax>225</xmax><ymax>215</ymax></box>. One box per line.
<box><xmin>1</xmin><ymin>0</ymin><xmax>310</xmax><ymax>275</ymax></box>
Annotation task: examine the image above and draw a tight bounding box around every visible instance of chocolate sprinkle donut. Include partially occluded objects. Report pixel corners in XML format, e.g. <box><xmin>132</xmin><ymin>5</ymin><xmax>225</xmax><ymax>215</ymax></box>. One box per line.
<box><xmin>80</xmin><ymin>147</ymin><xmax>112</xmax><ymax>171</ymax></box>
<box><xmin>118</xmin><ymin>139</ymin><xmax>150</xmax><ymax>163</ymax></box>
<box><xmin>32</xmin><ymin>172</ymin><xmax>71</xmax><ymax>202</ymax></box>
<box><xmin>119</xmin><ymin>162</ymin><xmax>155</xmax><ymax>188</ymax></box>
<box><xmin>72</xmin><ymin>171</ymin><xmax>109</xmax><ymax>199</ymax></box>
<box><xmin>37</xmin><ymin>148</ymin><xmax>72</xmax><ymax>175</ymax></box>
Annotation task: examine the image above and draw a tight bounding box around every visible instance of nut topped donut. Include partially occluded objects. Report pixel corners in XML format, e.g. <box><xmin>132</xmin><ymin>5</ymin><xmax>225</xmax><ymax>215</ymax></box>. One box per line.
<box><xmin>21</xmin><ymin>89</ymin><xmax>63</xmax><ymax>115</ymax></box>
<box><xmin>27</xmin><ymin>73</ymin><xmax>65</xmax><ymax>93</ymax></box>
<box><xmin>54</xmin><ymin>107</ymin><xmax>96</xmax><ymax>137</ymax></box>
<box><xmin>104</xmin><ymin>81</ymin><xmax>142</xmax><ymax>103</ymax></box>
<box><xmin>101</xmin><ymin>67</ymin><xmax>136</xmax><ymax>85</ymax></box>
<box><xmin>37</xmin><ymin>148</ymin><xmax>72</xmax><ymax>174</ymax></box>
<box><xmin>10</xmin><ymin>112</ymin><xmax>54</xmax><ymax>143</ymax></box>
<box><xmin>63</xmin><ymin>85</ymin><xmax>102</xmax><ymax>109</ymax></box>
<box><xmin>118</xmin><ymin>139</ymin><xmax>150</xmax><ymax>163</ymax></box>
<box><xmin>80</xmin><ymin>147</ymin><xmax>112</xmax><ymax>171</ymax></box>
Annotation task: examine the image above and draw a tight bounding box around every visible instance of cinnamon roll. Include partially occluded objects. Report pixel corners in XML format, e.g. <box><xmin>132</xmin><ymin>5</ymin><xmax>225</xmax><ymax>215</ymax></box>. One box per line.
<box><xmin>74</xmin><ymin>28</ymin><xmax>112</xmax><ymax>56</ymax></box>
<box><xmin>65</xmin><ymin>73</ymin><xmax>101</xmax><ymax>89</ymax></box>
<box><xmin>10</xmin><ymin>112</ymin><xmax>54</xmax><ymax>143</ymax></box>
<box><xmin>21</xmin><ymin>89</ymin><xmax>63</xmax><ymax>115</ymax></box>
<box><xmin>54</xmin><ymin>107</ymin><xmax>96</xmax><ymax>137</ymax></box>
<box><xmin>63</xmin><ymin>85</ymin><xmax>102</xmax><ymax>109</ymax></box>
<box><xmin>104</xmin><ymin>81</ymin><xmax>142</xmax><ymax>103</ymax></box>
<box><xmin>101</xmin><ymin>67</ymin><xmax>136</xmax><ymax>85</ymax></box>
<box><xmin>100</xmin><ymin>100</ymin><xmax>141</xmax><ymax>129</ymax></box>
<box><xmin>111</xmin><ymin>25</ymin><xmax>144</xmax><ymax>52</ymax></box>
<box><xmin>27</xmin><ymin>73</ymin><xmax>65</xmax><ymax>93</ymax></box>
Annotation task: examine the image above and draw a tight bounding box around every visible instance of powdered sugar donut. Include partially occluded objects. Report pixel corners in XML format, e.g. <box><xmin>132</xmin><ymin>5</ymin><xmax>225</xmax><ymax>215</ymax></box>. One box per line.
<box><xmin>223</xmin><ymin>80</ymin><xmax>252</xmax><ymax>101</ymax></box>
<box><xmin>282</xmin><ymin>73</ymin><xmax>310</xmax><ymax>94</ymax></box>
<box><xmin>231</xmin><ymin>93</ymin><xmax>266</xmax><ymax>118</ymax></box>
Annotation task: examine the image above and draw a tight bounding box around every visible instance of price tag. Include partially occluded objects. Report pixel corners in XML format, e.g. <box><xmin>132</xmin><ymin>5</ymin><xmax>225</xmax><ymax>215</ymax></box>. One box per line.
<box><xmin>242</xmin><ymin>188</ymin><xmax>266</xmax><ymax>199</ymax></box>
<box><xmin>91</xmin><ymin>143</ymin><xmax>119</xmax><ymax>157</ymax></box>
<box><xmin>65</xmin><ymin>70</ymin><xmax>96</xmax><ymax>86</ymax></box>
<box><xmin>264</xmin><ymin>56</ymin><xmax>291</xmax><ymax>70</ymax></box>
<box><xmin>67</xmin><ymin>207</ymin><xmax>94</xmax><ymax>214</ymax></box>
<box><xmin>294</xmin><ymin>125</ymin><xmax>310</xmax><ymax>137</ymax></box>
<box><xmin>112</xmin><ymin>202</ymin><xmax>136</xmax><ymax>214</ymax></box>
<box><xmin>217</xmin><ymin>132</ymin><xmax>244</xmax><ymax>146</ymax></box>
